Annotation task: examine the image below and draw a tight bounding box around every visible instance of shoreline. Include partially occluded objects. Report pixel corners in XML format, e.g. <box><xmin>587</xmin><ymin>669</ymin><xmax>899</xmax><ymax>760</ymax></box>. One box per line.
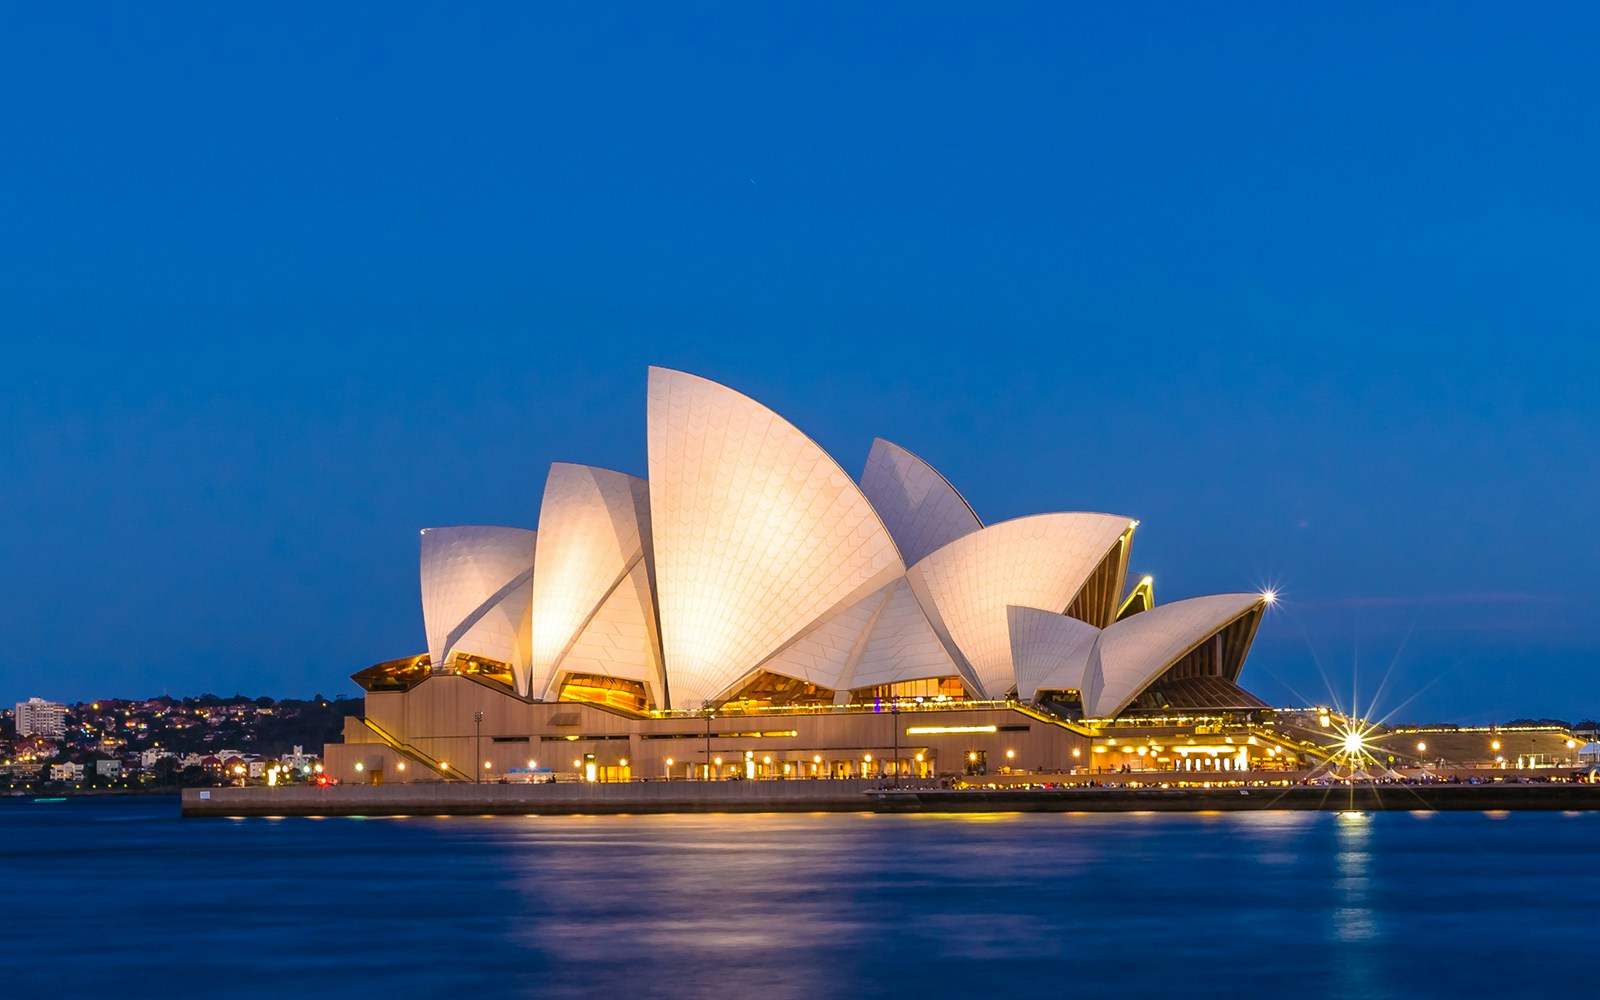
<box><xmin>179</xmin><ymin>778</ymin><xmax>1600</xmax><ymax>817</ymax></box>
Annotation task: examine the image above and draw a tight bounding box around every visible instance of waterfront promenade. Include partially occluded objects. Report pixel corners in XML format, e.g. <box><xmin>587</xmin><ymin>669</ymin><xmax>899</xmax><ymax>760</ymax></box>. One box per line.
<box><xmin>181</xmin><ymin>771</ymin><xmax>1600</xmax><ymax>817</ymax></box>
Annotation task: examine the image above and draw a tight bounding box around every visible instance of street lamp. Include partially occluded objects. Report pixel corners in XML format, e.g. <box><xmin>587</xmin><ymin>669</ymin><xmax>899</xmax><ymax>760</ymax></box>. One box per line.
<box><xmin>891</xmin><ymin>697</ymin><xmax>901</xmax><ymax>788</ymax></box>
<box><xmin>704</xmin><ymin>706</ymin><xmax>714</xmax><ymax>781</ymax></box>
<box><xmin>474</xmin><ymin>711</ymin><xmax>484</xmax><ymax>784</ymax></box>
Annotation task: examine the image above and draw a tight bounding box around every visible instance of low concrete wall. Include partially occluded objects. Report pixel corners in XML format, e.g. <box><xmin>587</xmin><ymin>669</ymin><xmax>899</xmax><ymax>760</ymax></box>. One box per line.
<box><xmin>183</xmin><ymin>777</ymin><xmax>1600</xmax><ymax>817</ymax></box>
<box><xmin>870</xmin><ymin>783</ymin><xmax>1600</xmax><ymax>813</ymax></box>
<box><xmin>182</xmin><ymin>778</ymin><xmax>923</xmax><ymax>817</ymax></box>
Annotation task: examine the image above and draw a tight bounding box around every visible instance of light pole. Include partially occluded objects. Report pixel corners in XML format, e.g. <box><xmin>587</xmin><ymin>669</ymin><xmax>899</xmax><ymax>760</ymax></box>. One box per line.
<box><xmin>891</xmin><ymin>698</ymin><xmax>900</xmax><ymax>788</ymax></box>
<box><xmin>474</xmin><ymin>711</ymin><xmax>484</xmax><ymax>783</ymax></box>
<box><xmin>703</xmin><ymin>705</ymin><xmax>714</xmax><ymax>780</ymax></box>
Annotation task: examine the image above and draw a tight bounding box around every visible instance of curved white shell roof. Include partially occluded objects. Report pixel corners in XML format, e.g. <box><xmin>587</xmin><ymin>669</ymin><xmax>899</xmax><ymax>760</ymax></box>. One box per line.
<box><xmin>907</xmin><ymin>512</ymin><xmax>1135</xmax><ymax>698</ymax></box>
<box><xmin>847</xmin><ymin>577</ymin><xmax>969</xmax><ymax>691</ymax></box>
<box><xmin>419</xmin><ymin>526</ymin><xmax>537</xmax><ymax>677</ymax></box>
<box><xmin>546</xmin><ymin>559</ymin><xmax>664</xmax><ymax>704</ymax></box>
<box><xmin>527</xmin><ymin>463</ymin><xmax>654</xmax><ymax>699</ymax></box>
<box><xmin>859</xmin><ymin>439</ymin><xmax>982</xmax><ymax>567</ymax></box>
<box><xmin>1090</xmin><ymin>593</ymin><xmax>1265</xmax><ymax>718</ymax></box>
<box><xmin>754</xmin><ymin>577</ymin><xmax>967</xmax><ymax>696</ymax></box>
<box><xmin>451</xmin><ymin>576</ymin><xmax>534</xmax><ymax>683</ymax></box>
<box><xmin>647</xmin><ymin>367</ymin><xmax>905</xmax><ymax>708</ymax></box>
<box><xmin>751</xmin><ymin>580</ymin><xmax>891</xmax><ymax>693</ymax></box>
<box><xmin>1008</xmin><ymin>605</ymin><xmax>1101</xmax><ymax>702</ymax></box>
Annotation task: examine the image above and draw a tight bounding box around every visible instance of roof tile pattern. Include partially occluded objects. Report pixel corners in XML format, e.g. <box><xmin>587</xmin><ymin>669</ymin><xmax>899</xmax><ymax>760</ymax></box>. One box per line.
<box><xmin>545</xmin><ymin>559</ymin><xmax>664</xmax><ymax>702</ymax></box>
<box><xmin>1091</xmin><ymin>593</ymin><xmax>1265</xmax><ymax>717</ymax></box>
<box><xmin>907</xmin><ymin>513</ymin><xmax>1134</xmax><ymax>698</ymax></box>
<box><xmin>753</xmin><ymin>582</ymin><xmax>889</xmax><ymax>692</ymax></box>
<box><xmin>1008</xmin><ymin>605</ymin><xmax>1102</xmax><ymax>702</ymax></box>
<box><xmin>756</xmin><ymin>577</ymin><xmax>972</xmax><ymax>696</ymax></box>
<box><xmin>847</xmin><ymin>578</ymin><xmax>969</xmax><ymax>691</ymax></box>
<box><xmin>859</xmin><ymin>439</ymin><xmax>982</xmax><ymax>566</ymax></box>
<box><xmin>527</xmin><ymin>463</ymin><xmax>653</xmax><ymax>698</ymax></box>
<box><xmin>419</xmin><ymin>526</ymin><xmax>537</xmax><ymax>678</ymax></box>
<box><xmin>647</xmin><ymin>368</ymin><xmax>905</xmax><ymax>708</ymax></box>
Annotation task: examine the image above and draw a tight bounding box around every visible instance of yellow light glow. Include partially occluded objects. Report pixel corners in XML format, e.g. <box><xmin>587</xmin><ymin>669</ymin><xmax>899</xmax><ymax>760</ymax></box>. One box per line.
<box><xmin>968</xmin><ymin>752</ymin><xmax>978</xmax><ymax>762</ymax></box>
<box><xmin>619</xmin><ymin>758</ymin><xmax>628</xmax><ymax>767</ymax></box>
<box><xmin>1005</xmin><ymin>749</ymin><xmax>1015</xmax><ymax>759</ymax></box>
<box><xmin>353</xmin><ymin>763</ymin><xmax>363</xmax><ymax>772</ymax></box>
<box><xmin>573</xmin><ymin>759</ymin><xmax>582</xmax><ymax>768</ymax></box>
<box><xmin>1416</xmin><ymin>742</ymin><xmax>1427</xmax><ymax>753</ymax></box>
<box><xmin>813</xmin><ymin>755</ymin><xmax>822</xmax><ymax>764</ymax></box>
<box><xmin>915</xmin><ymin>753</ymin><xmax>924</xmax><ymax>762</ymax></box>
<box><xmin>906</xmin><ymin>725</ymin><xmax>998</xmax><ymax>736</ymax></box>
<box><xmin>666</xmin><ymin>758</ymin><xmax>674</xmax><ymax>766</ymax></box>
<box><xmin>863</xmin><ymin>754</ymin><xmax>872</xmax><ymax>762</ymax></box>
<box><xmin>714</xmin><ymin>757</ymin><xmax>723</xmax><ymax>765</ymax></box>
<box><xmin>439</xmin><ymin>762</ymin><xmax>448</xmax><ymax>771</ymax></box>
<box><xmin>1491</xmin><ymin>739</ymin><xmax>1501</xmax><ymax>751</ymax></box>
<box><xmin>397</xmin><ymin>761</ymin><xmax>406</xmax><ymax>771</ymax></box>
<box><xmin>1262</xmin><ymin>588</ymin><xmax>1277</xmax><ymax>605</ymax></box>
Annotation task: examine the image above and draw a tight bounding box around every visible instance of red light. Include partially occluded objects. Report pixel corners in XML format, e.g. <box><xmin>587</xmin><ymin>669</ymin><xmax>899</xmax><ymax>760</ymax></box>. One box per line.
<box><xmin>317</xmin><ymin>776</ymin><xmax>328</xmax><ymax>786</ymax></box>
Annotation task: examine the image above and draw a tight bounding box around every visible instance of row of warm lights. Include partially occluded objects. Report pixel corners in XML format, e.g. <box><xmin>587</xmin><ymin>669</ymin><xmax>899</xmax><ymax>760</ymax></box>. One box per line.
<box><xmin>1408</xmin><ymin>738</ymin><xmax>1580</xmax><ymax>753</ymax></box>
<box><xmin>361</xmin><ymin>753</ymin><xmax>948</xmax><ymax>773</ymax></box>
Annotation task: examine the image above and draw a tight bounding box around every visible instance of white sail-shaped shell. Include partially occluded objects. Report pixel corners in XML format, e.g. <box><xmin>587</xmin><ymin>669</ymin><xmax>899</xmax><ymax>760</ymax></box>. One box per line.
<box><xmin>526</xmin><ymin>463</ymin><xmax>655</xmax><ymax>699</ymax></box>
<box><xmin>647</xmin><ymin>367</ymin><xmax>904</xmax><ymax>708</ymax></box>
<box><xmin>859</xmin><ymin>439</ymin><xmax>982</xmax><ymax>566</ymax></box>
<box><xmin>543</xmin><ymin>559</ymin><xmax>665</xmax><ymax>705</ymax></box>
<box><xmin>1008</xmin><ymin>606</ymin><xmax>1102</xmax><ymax>703</ymax></box>
<box><xmin>419</xmin><ymin>526</ymin><xmax>537</xmax><ymax>680</ymax></box>
<box><xmin>1090</xmin><ymin>593</ymin><xmax>1266</xmax><ymax>717</ymax></box>
<box><xmin>907</xmin><ymin>512</ymin><xmax>1135</xmax><ymax>698</ymax></box>
<box><xmin>753</xmin><ymin>577</ymin><xmax>967</xmax><ymax>696</ymax></box>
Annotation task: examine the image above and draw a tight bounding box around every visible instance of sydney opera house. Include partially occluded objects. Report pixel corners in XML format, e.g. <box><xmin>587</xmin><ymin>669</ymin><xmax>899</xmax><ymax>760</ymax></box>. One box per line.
<box><xmin>327</xmin><ymin>368</ymin><xmax>1283</xmax><ymax>783</ymax></box>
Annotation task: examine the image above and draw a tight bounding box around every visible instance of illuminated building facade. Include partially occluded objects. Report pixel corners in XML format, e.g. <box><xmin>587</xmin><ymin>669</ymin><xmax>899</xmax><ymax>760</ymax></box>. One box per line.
<box><xmin>15</xmin><ymin>697</ymin><xmax>67</xmax><ymax>739</ymax></box>
<box><xmin>328</xmin><ymin>368</ymin><xmax>1280</xmax><ymax>783</ymax></box>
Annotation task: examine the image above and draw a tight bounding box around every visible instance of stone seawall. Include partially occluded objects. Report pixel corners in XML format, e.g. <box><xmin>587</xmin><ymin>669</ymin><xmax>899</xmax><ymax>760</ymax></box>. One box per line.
<box><xmin>868</xmin><ymin>783</ymin><xmax>1600</xmax><ymax>812</ymax></box>
<box><xmin>182</xmin><ymin>779</ymin><xmax>1600</xmax><ymax>817</ymax></box>
<box><xmin>181</xmin><ymin>779</ymin><xmax>910</xmax><ymax>817</ymax></box>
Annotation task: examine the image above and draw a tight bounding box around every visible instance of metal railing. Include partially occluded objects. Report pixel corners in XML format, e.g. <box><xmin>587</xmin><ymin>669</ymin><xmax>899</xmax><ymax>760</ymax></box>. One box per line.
<box><xmin>360</xmin><ymin>718</ymin><xmax>469</xmax><ymax>782</ymax></box>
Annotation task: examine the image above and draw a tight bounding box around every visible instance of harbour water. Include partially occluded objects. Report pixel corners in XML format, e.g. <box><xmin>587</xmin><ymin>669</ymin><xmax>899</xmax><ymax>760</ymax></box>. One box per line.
<box><xmin>3</xmin><ymin>797</ymin><xmax>1594</xmax><ymax>998</ymax></box>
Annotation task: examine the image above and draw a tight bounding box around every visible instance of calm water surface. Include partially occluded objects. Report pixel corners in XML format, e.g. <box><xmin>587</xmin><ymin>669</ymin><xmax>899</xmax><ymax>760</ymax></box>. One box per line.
<box><xmin>1</xmin><ymin>797</ymin><xmax>1592</xmax><ymax>998</ymax></box>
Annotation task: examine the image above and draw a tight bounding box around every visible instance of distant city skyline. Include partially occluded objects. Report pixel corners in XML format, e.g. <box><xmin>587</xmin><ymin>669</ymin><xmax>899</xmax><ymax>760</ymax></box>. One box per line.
<box><xmin>4</xmin><ymin>5</ymin><xmax>1597</xmax><ymax>721</ymax></box>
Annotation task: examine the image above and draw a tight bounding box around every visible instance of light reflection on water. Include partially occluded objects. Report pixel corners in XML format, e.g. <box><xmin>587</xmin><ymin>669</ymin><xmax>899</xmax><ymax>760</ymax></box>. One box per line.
<box><xmin>1</xmin><ymin>799</ymin><xmax>1597</xmax><ymax>999</ymax></box>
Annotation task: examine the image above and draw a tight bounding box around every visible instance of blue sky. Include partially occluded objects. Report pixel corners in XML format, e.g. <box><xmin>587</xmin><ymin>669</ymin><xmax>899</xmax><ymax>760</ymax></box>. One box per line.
<box><xmin>3</xmin><ymin>4</ymin><xmax>1596</xmax><ymax>721</ymax></box>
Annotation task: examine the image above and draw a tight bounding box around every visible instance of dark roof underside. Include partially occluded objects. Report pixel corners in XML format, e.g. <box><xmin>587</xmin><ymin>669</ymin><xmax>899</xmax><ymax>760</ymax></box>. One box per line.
<box><xmin>1124</xmin><ymin>675</ymin><xmax>1271</xmax><ymax>713</ymax></box>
